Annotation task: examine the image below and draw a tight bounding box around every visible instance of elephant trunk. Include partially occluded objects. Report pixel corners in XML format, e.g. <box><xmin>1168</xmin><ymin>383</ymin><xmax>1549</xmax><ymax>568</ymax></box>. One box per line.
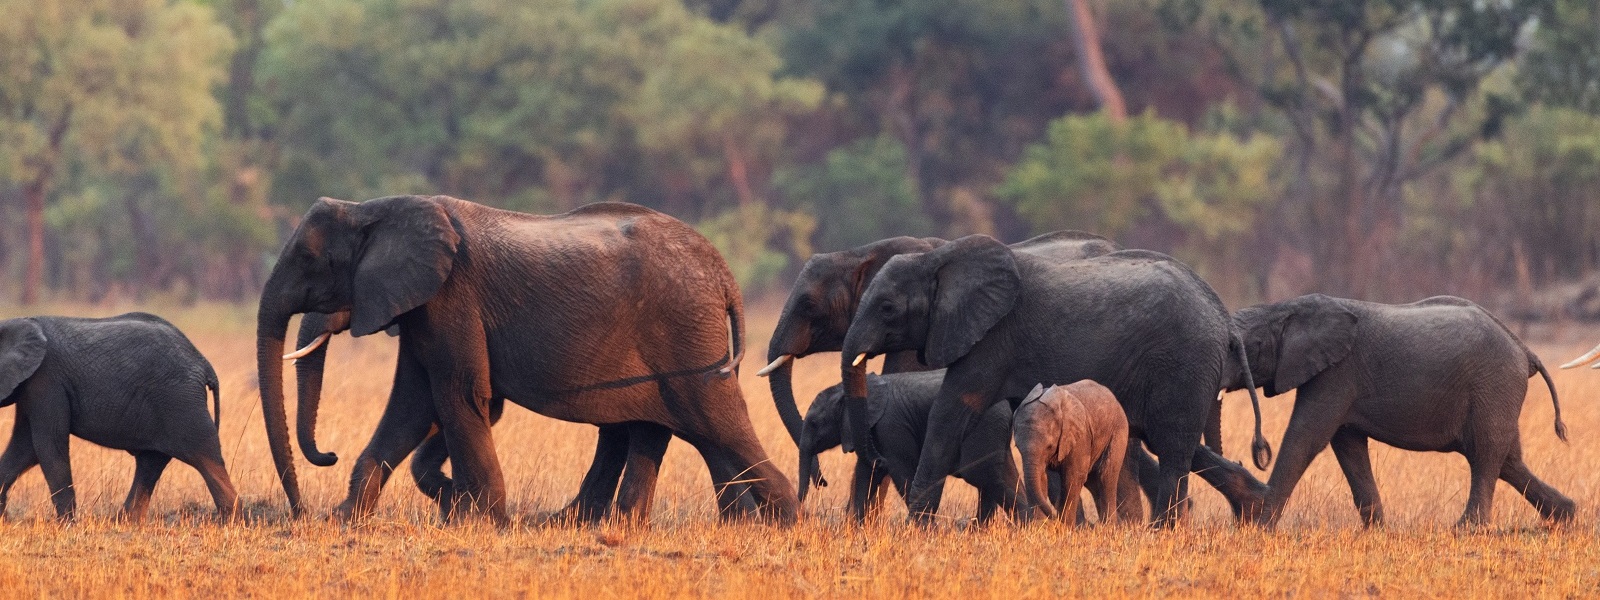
<box><xmin>1020</xmin><ymin>449</ymin><xmax>1058</xmax><ymax>520</ymax></box>
<box><xmin>796</xmin><ymin>447</ymin><xmax>826</xmax><ymax>503</ymax></box>
<box><xmin>767</xmin><ymin>358</ymin><xmax>805</xmax><ymax>446</ymax></box>
<box><xmin>294</xmin><ymin>312</ymin><xmax>344</xmax><ymax>467</ymax></box>
<box><xmin>764</xmin><ymin>316</ymin><xmax>809</xmax><ymax>446</ymax></box>
<box><xmin>840</xmin><ymin>358</ymin><xmax>875</xmax><ymax>460</ymax></box>
<box><xmin>256</xmin><ymin>302</ymin><xmax>304</xmax><ymax>516</ymax></box>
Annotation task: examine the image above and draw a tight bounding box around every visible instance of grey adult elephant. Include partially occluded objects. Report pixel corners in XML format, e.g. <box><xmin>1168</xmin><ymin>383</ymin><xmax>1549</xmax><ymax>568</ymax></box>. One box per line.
<box><xmin>839</xmin><ymin>236</ymin><xmax>1268</xmax><ymax>526</ymax></box>
<box><xmin>256</xmin><ymin>195</ymin><xmax>795</xmax><ymax>524</ymax></box>
<box><xmin>288</xmin><ymin>312</ymin><xmax>672</xmax><ymax>522</ymax></box>
<box><xmin>796</xmin><ymin>370</ymin><xmax>1025</xmax><ymax>523</ymax></box>
<box><xmin>759</xmin><ymin>231</ymin><xmax>1121</xmax><ymax>498</ymax></box>
<box><xmin>0</xmin><ymin>314</ymin><xmax>236</xmax><ymax>521</ymax></box>
<box><xmin>1196</xmin><ymin>294</ymin><xmax>1574</xmax><ymax>528</ymax></box>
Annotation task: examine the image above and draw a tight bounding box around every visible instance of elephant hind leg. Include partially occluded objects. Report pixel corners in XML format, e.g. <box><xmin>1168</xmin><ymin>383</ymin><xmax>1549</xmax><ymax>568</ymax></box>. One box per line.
<box><xmin>559</xmin><ymin>424</ymin><xmax>631</xmax><ymax>524</ymax></box>
<box><xmin>171</xmin><ymin>440</ymin><xmax>239</xmax><ymax>521</ymax></box>
<box><xmin>120</xmin><ymin>452</ymin><xmax>171</xmax><ymax>523</ymax></box>
<box><xmin>613</xmin><ymin>422</ymin><xmax>672</xmax><ymax>523</ymax></box>
<box><xmin>1498</xmin><ymin>448</ymin><xmax>1575</xmax><ymax>524</ymax></box>
<box><xmin>1329</xmin><ymin>428</ymin><xmax>1383</xmax><ymax>527</ymax></box>
<box><xmin>675</xmin><ymin>379</ymin><xmax>797</xmax><ymax>525</ymax></box>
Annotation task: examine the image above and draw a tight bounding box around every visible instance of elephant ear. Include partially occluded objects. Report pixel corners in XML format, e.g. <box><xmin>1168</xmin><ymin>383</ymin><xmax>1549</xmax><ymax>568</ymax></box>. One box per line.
<box><xmin>1272</xmin><ymin>295</ymin><xmax>1358</xmax><ymax>395</ymax></box>
<box><xmin>1018</xmin><ymin>383</ymin><xmax>1046</xmax><ymax>408</ymax></box>
<box><xmin>840</xmin><ymin>375</ymin><xmax>890</xmax><ymax>454</ymax></box>
<box><xmin>349</xmin><ymin>196</ymin><xmax>461</xmax><ymax>337</ymax></box>
<box><xmin>0</xmin><ymin>320</ymin><xmax>47</xmax><ymax>400</ymax></box>
<box><xmin>924</xmin><ymin>236</ymin><xmax>1020</xmax><ymax>368</ymax></box>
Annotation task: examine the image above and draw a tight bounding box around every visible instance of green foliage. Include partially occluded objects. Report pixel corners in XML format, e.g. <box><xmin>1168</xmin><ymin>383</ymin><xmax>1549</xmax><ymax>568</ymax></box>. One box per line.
<box><xmin>998</xmin><ymin>110</ymin><xmax>1281</xmax><ymax>300</ymax></box>
<box><xmin>695</xmin><ymin>204</ymin><xmax>816</xmax><ymax>291</ymax></box>
<box><xmin>774</xmin><ymin>136</ymin><xmax>932</xmax><ymax>251</ymax></box>
<box><xmin>1520</xmin><ymin>0</ymin><xmax>1600</xmax><ymax>114</ymax></box>
<box><xmin>1456</xmin><ymin>106</ymin><xmax>1600</xmax><ymax>279</ymax></box>
<box><xmin>260</xmin><ymin>0</ymin><xmax>820</xmax><ymax>215</ymax></box>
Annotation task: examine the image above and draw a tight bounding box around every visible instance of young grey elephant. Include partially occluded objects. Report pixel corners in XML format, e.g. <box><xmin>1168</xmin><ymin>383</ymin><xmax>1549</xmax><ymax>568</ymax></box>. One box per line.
<box><xmin>0</xmin><ymin>313</ymin><xmax>237</xmax><ymax>521</ymax></box>
<box><xmin>1013</xmin><ymin>381</ymin><xmax>1128</xmax><ymax>524</ymax></box>
<box><xmin>797</xmin><ymin>370</ymin><xmax>1025</xmax><ymax>523</ymax></box>
<box><xmin>1197</xmin><ymin>294</ymin><xmax>1573</xmax><ymax>528</ymax></box>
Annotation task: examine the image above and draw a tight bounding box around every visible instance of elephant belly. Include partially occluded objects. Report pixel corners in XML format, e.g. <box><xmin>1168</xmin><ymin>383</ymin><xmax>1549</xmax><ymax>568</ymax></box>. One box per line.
<box><xmin>1346</xmin><ymin>395</ymin><xmax>1467</xmax><ymax>452</ymax></box>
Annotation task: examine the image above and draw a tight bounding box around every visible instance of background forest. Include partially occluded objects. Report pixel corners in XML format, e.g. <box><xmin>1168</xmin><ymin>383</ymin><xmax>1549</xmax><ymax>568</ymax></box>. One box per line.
<box><xmin>2</xmin><ymin>0</ymin><xmax>1598</xmax><ymax>314</ymax></box>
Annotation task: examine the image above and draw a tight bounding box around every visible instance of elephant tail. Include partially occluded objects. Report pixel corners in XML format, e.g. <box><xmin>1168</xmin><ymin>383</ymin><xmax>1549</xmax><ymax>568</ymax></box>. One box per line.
<box><xmin>1481</xmin><ymin>304</ymin><xmax>1569</xmax><ymax>443</ymax></box>
<box><xmin>203</xmin><ymin>361</ymin><xmax>222</xmax><ymax>431</ymax></box>
<box><xmin>720</xmin><ymin>276</ymin><xmax>745</xmax><ymax>376</ymax></box>
<box><xmin>1231</xmin><ymin>328</ymin><xmax>1272</xmax><ymax>470</ymax></box>
<box><xmin>1532</xmin><ymin>354</ymin><xmax>1569</xmax><ymax>443</ymax></box>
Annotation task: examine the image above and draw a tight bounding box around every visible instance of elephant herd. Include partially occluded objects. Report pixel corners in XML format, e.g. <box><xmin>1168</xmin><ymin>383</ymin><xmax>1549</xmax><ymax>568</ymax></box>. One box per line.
<box><xmin>0</xmin><ymin>195</ymin><xmax>1581</xmax><ymax>530</ymax></box>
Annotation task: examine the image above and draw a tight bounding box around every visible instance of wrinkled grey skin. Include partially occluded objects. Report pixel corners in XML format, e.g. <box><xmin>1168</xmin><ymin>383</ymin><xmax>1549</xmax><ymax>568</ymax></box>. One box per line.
<box><xmin>840</xmin><ymin>236</ymin><xmax>1266</xmax><ymax>527</ymax></box>
<box><xmin>293</xmin><ymin>312</ymin><xmax>674</xmax><ymax>523</ymax></box>
<box><xmin>257</xmin><ymin>196</ymin><xmax>794</xmax><ymax>524</ymax></box>
<box><xmin>1196</xmin><ymin>294</ymin><xmax>1574</xmax><ymax>528</ymax></box>
<box><xmin>797</xmin><ymin>371</ymin><xmax>1024</xmax><ymax>523</ymax></box>
<box><xmin>768</xmin><ymin>231</ymin><xmax>1141</xmax><ymax>520</ymax></box>
<box><xmin>0</xmin><ymin>314</ymin><xmax>236</xmax><ymax>521</ymax></box>
<box><xmin>766</xmin><ymin>231</ymin><xmax>1122</xmax><ymax>447</ymax></box>
<box><xmin>1014</xmin><ymin>382</ymin><xmax>1128</xmax><ymax>524</ymax></box>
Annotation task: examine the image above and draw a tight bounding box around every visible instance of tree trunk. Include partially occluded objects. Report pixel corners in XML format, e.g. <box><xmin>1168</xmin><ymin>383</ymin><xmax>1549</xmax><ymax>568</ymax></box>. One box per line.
<box><xmin>1064</xmin><ymin>0</ymin><xmax>1127</xmax><ymax>122</ymax></box>
<box><xmin>885</xmin><ymin>60</ymin><xmax>929</xmax><ymax>218</ymax></box>
<box><xmin>722</xmin><ymin>134</ymin><xmax>756</xmax><ymax>206</ymax></box>
<box><xmin>21</xmin><ymin>175</ymin><xmax>46</xmax><ymax>305</ymax></box>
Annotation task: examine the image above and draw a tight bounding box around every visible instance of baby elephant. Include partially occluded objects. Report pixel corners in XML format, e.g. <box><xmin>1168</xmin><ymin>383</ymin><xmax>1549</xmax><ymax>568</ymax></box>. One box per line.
<box><xmin>798</xmin><ymin>370</ymin><xmax>1025</xmax><ymax>523</ymax></box>
<box><xmin>0</xmin><ymin>314</ymin><xmax>236</xmax><ymax>521</ymax></box>
<box><xmin>1013</xmin><ymin>381</ymin><xmax>1128</xmax><ymax>524</ymax></box>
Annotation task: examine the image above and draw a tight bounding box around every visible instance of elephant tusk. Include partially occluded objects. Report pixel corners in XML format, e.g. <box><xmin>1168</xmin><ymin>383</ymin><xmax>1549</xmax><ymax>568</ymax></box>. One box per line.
<box><xmin>282</xmin><ymin>332</ymin><xmax>332</xmax><ymax>361</ymax></box>
<box><xmin>755</xmin><ymin>354</ymin><xmax>793</xmax><ymax>377</ymax></box>
<box><xmin>1559</xmin><ymin>342</ymin><xmax>1600</xmax><ymax>369</ymax></box>
<box><xmin>852</xmin><ymin>353</ymin><xmax>868</xmax><ymax>367</ymax></box>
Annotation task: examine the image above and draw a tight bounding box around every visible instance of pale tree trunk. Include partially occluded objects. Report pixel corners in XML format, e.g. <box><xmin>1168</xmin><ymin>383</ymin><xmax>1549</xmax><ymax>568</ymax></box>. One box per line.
<box><xmin>1064</xmin><ymin>0</ymin><xmax>1126</xmax><ymax>122</ymax></box>
<box><xmin>722</xmin><ymin>134</ymin><xmax>756</xmax><ymax>206</ymax></box>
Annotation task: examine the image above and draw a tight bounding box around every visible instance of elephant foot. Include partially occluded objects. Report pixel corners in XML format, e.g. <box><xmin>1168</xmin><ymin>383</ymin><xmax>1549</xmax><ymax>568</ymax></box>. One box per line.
<box><xmin>1538</xmin><ymin>496</ymin><xmax>1577</xmax><ymax>525</ymax></box>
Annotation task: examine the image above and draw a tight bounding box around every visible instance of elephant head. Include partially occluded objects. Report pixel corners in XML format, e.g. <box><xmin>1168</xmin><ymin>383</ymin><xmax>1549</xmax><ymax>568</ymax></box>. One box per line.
<box><xmin>1013</xmin><ymin>384</ymin><xmax>1068</xmax><ymax>518</ymax></box>
<box><xmin>1232</xmin><ymin>294</ymin><xmax>1359</xmax><ymax>397</ymax></box>
<box><xmin>839</xmin><ymin>235</ymin><xmax>1020</xmax><ymax>453</ymax></box>
<box><xmin>795</xmin><ymin>381</ymin><xmax>889</xmax><ymax>502</ymax></box>
<box><xmin>758</xmin><ymin>236</ymin><xmax>942</xmax><ymax>447</ymax></box>
<box><xmin>0</xmin><ymin>319</ymin><xmax>47</xmax><ymax>406</ymax></box>
<box><xmin>256</xmin><ymin>195</ymin><xmax>460</xmax><ymax>514</ymax></box>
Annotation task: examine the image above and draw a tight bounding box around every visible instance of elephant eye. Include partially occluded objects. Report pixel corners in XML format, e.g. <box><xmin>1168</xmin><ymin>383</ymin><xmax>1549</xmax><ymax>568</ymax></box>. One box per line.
<box><xmin>879</xmin><ymin>300</ymin><xmax>896</xmax><ymax>315</ymax></box>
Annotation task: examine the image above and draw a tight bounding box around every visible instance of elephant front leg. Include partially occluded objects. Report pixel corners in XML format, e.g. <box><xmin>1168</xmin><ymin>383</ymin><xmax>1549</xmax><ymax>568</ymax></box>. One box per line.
<box><xmin>0</xmin><ymin>417</ymin><xmax>40</xmax><ymax>519</ymax></box>
<box><xmin>433</xmin><ymin>389</ymin><xmax>508</xmax><ymax>525</ymax></box>
<box><xmin>1253</xmin><ymin>396</ymin><xmax>1346</xmax><ymax>528</ymax></box>
<box><xmin>339</xmin><ymin>350</ymin><xmax>438</xmax><ymax>521</ymax></box>
<box><xmin>1329</xmin><ymin>428</ymin><xmax>1383</xmax><ymax>527</ymax></box>
<box><xmin>905</xmin><ymin>383</ymin><xmax>998</xmax><ymax>524</ymax></box>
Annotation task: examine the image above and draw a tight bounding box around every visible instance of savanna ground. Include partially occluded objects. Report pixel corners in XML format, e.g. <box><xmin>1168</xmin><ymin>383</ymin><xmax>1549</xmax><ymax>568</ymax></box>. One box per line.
<box><xmin>0</xmin><ymin>299</ymin><xmax>1596</xmax><ymax>598</ymax></box>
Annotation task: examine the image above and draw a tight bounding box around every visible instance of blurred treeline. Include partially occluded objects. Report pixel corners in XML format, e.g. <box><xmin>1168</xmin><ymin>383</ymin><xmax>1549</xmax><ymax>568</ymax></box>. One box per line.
<box><xmin>1</xmin><ymin>0</ymin><xmax>1598</xmax><ymax>311</ymax></box>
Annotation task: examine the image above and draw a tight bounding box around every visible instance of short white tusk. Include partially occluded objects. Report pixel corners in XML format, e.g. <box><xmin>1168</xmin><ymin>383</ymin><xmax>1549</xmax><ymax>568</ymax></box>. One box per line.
<box><xmin>852</xmin><ymin>353</ymin><xmax>868</xmax><ymax>367</ymax></box>
<box><xmin>755</xmin><ymin>355</ymin><xmax>794</xmax><ymax>377</ymax></box>
<box><xmin>282</xmin><ymin>332</ymin><xmax>332</xmax><ymax>360</ymax></box>
<box><xmin>1559</xmin><ymin>342</ymin><xmax>1600</xmax><ymax>369</ymax></box>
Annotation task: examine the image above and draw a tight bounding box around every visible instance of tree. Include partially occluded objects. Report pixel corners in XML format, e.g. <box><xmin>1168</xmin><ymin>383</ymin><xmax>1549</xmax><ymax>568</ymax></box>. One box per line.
<box><xmin>0</xmin><ymin>0</ymin><xmax>234</xmax><ymax>303</ymax></box>
<box><xmin>1064</xmin><ymin>0</ymin><xmax>1127</xmax><ymax>121</ymax></box>
<box><xmin>1520</xmin><ymin>0</ymin><xmax>1600</xmax><ymax>114</ymax></box>
<box><xmin>1258</xmin><ymin>0</ymin><xmax>1543</xmax><ymax>298</ymax></box>
<box><xmin>774</xmin><ymin>135</ymin><xmax>933</xmax><ymax>251</ymax></box>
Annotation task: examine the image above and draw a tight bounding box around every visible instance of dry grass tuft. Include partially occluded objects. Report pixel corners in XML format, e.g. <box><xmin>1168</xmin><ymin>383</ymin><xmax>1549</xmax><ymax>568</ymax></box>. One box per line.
<box><xmin>0</xmin><ymin>301</ymin><xmax>1595</xmax><ymax>597</ymax></box>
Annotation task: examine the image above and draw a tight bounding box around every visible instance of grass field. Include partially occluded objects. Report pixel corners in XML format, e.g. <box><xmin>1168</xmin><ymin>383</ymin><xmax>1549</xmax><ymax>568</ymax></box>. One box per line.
<box><xmin>0</xmin><ymin>300</ymin><xmax>1595</xmax><ymax>597</ymax></box>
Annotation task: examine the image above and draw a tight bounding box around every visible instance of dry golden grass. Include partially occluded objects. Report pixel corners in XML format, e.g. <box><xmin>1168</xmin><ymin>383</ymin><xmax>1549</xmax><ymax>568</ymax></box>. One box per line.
<box><xmin>0</xmin><ymin>299</ymin><xmax>1596</xmax><ymax>597</ymax></box>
